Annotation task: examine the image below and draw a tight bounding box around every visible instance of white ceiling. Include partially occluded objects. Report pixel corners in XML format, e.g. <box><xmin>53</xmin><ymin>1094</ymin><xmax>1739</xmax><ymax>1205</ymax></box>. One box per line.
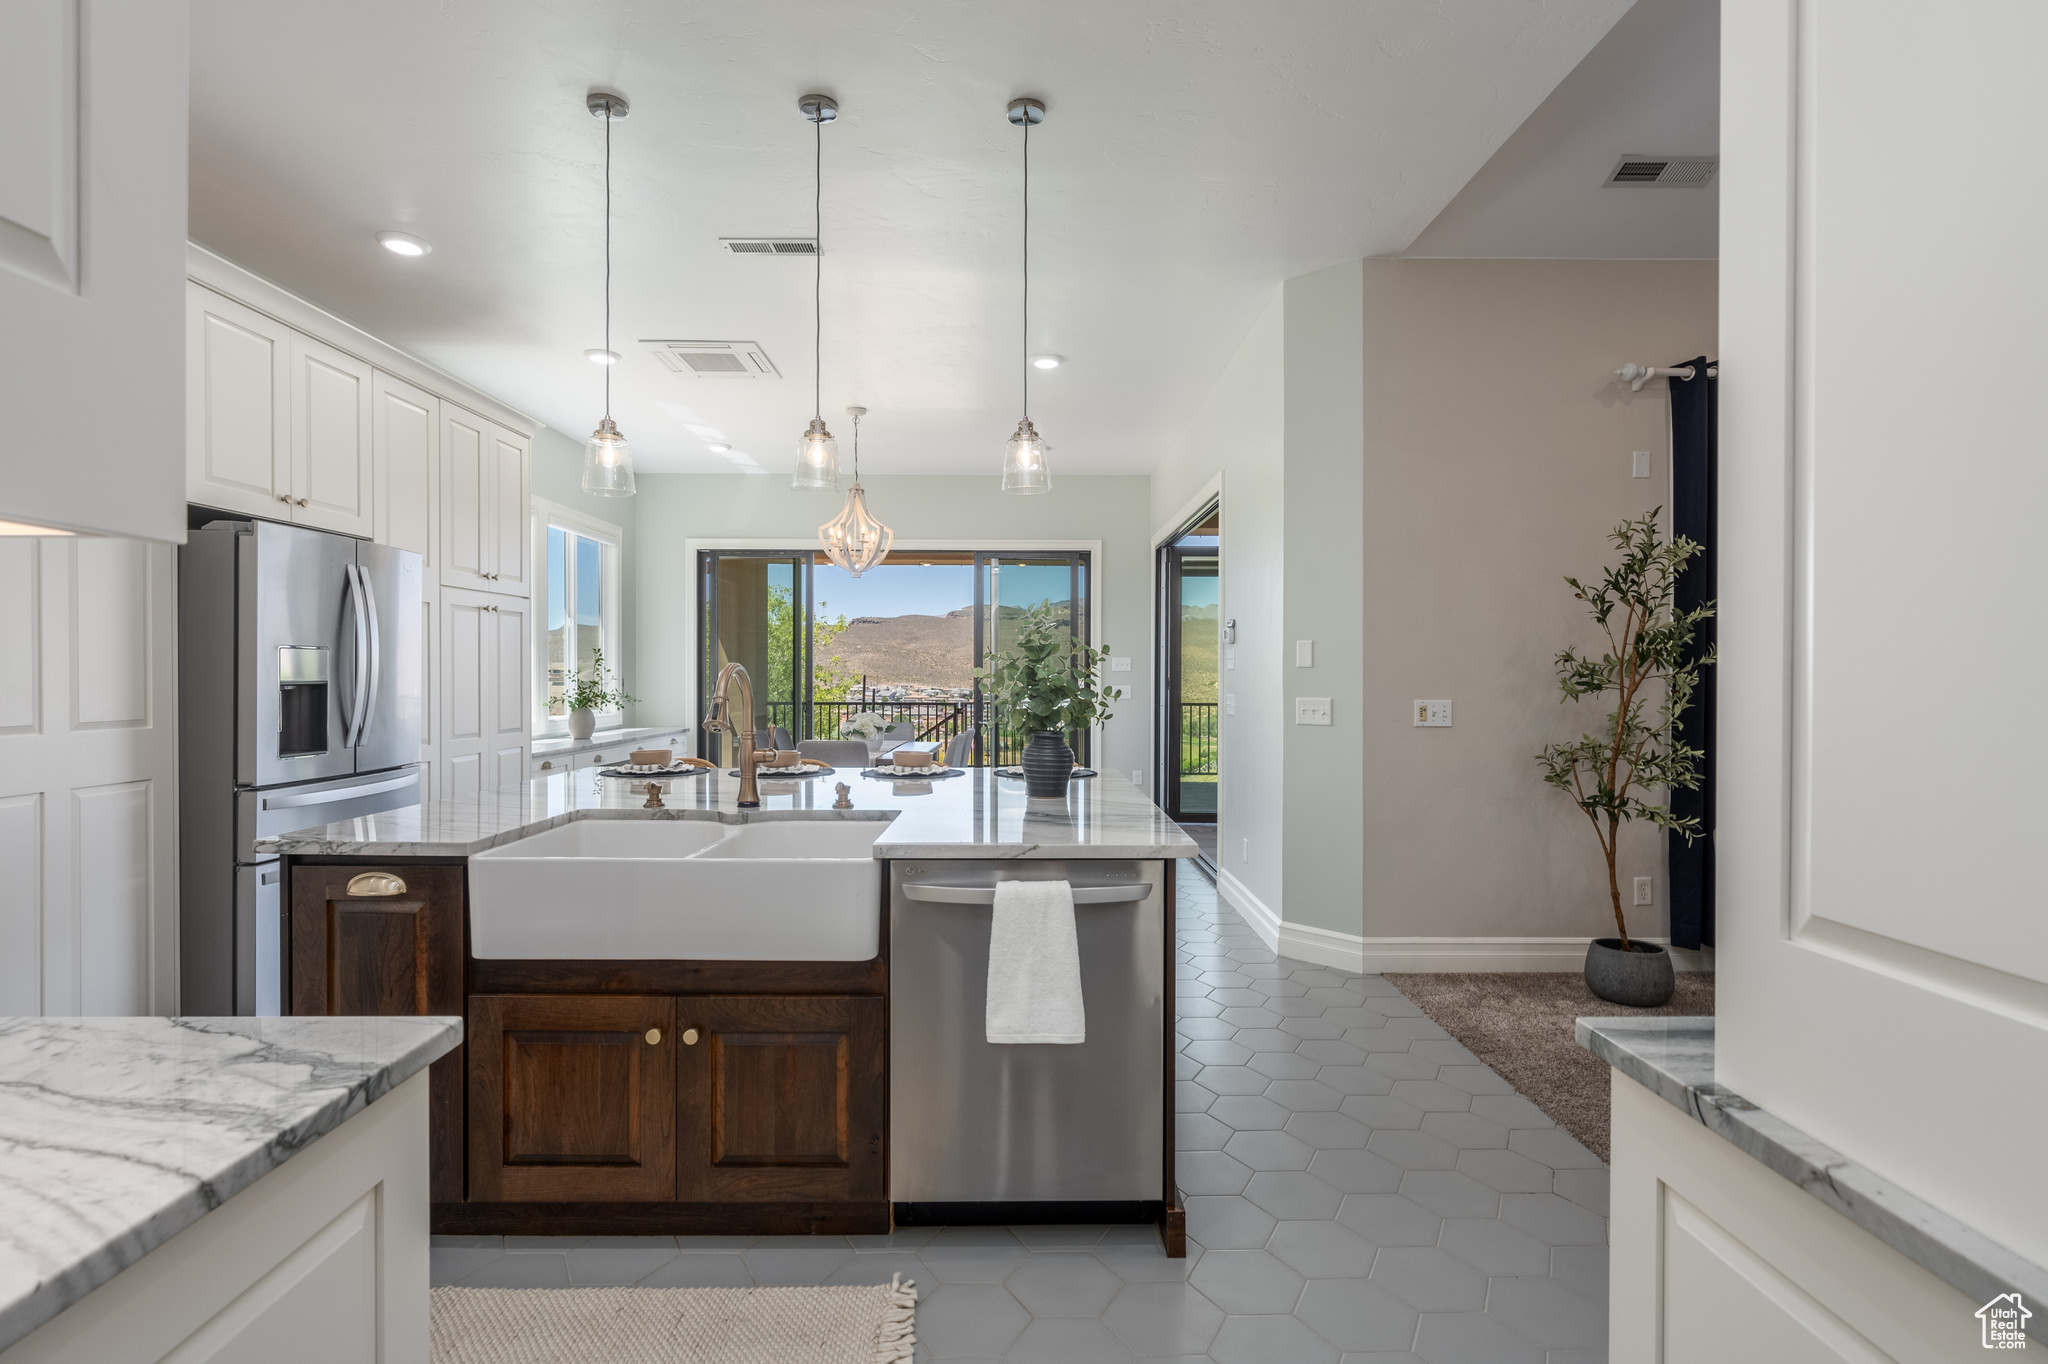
<box><xmin>189</xmin><ymin>0</ymin><xmax>1636</xmax><ymax>475</ymax></box>
<box><xmin>1402</xmin><ymin>0</ymin><xmax>1719</xmax><ymax>259</ymax></box>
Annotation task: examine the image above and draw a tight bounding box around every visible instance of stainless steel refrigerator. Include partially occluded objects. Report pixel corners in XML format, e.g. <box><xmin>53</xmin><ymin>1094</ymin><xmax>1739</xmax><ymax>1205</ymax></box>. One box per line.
<box><xmin>179</xmin><ymin>519</ymin><xmax>425</xmax><ymax>1015</ymax></box>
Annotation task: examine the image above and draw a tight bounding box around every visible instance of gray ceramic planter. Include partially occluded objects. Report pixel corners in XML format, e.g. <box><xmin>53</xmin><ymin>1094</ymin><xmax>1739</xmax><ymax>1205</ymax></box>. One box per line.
<box><xmin>1585</xmin><ymin>936</ymin><xmax>1675</xmax><ymax>1007</ymax></box>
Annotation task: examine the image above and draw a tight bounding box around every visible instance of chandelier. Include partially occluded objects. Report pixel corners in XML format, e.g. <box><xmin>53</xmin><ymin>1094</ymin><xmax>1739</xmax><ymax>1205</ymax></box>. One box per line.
<box><xmin>818</xmin><ymin>407</ymin><xmax>892</xmax><ymax>577</ymax></box>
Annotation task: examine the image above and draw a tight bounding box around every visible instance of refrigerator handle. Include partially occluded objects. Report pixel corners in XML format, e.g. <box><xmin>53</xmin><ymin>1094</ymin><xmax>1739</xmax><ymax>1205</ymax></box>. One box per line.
<box><xmin>361</xmin><ymin>563</ymin><xmax>383</xmax><ymax>746</ymax></box>
<box><xmin>343</xmin><ymin>564</ymin><xmax>371</xmax><ymax>748</ymax></box>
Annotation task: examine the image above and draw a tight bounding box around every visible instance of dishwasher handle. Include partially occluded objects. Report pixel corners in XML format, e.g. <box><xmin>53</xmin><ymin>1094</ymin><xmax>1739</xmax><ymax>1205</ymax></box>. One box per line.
<box><xmin>900</xmin><ymin>882</ymin><xmax>1154</xmax><ymax>906</ymax></box>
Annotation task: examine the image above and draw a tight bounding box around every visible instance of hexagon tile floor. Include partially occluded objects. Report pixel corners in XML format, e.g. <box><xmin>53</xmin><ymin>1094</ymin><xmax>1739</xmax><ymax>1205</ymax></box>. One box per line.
<box><xmin>432</xmin><ymin>873</ymin><xmax>1610</xmax><ymax>1363</ymax></box>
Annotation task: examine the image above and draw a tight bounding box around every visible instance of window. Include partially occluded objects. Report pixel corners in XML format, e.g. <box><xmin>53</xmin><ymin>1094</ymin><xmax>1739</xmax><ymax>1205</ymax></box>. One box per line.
<box><xmin>534</xmin><ymin>500</ymin><xmax>624</xmax><ymax>733</ymax></box>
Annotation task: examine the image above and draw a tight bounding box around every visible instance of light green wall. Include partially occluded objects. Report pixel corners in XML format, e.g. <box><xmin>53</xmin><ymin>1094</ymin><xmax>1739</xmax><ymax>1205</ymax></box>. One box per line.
<box><xmin>530</xmin><ymin>425</ymin><xmax>639</xmax><ymax>715</ymax></box>
<box><xmin>629</xmin><ymin>473</ymin><xmax>1155</xmax><ymax>779</ymax></box>
<box><xmin>1282</xmin><ymin>261</ymin><xmax>1367</xmax><ymax>938</ymax></box>
<box><xmin>1149</xmin><ymin>290</ymin><xmax>1287</xmax><ymax>917</ymax></box>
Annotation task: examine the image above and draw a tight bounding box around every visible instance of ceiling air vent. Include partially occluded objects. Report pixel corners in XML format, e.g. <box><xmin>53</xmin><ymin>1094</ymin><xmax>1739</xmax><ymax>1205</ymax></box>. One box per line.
<box><xmin>1605</xmin><ymin>155</ymin><xmax>1718</xmax><ymax>188</ymax></box>
<box><xmin>721</xmin><ymin>238</ymin><xmax>818</xmax><ymax>256</ymax></box>
<box><xmin>644</xmin><ymin>340</ymin><xmax>781</xmax><ymax>380</ymax></box>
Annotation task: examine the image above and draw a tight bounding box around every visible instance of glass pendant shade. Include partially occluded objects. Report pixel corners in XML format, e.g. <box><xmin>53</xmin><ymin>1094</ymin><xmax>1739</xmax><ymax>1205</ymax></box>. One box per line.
<box><xmin>793</xmin><ymin>417</ymin><xmax>840</xmax><ymax>490</ymax></box>
<box><xmin>581</xmin><ymin>417</ymin><xmax>637</xmax><ymax>496</ymax></box>
<box><xmin>818</xmin><ymin>482</ymin><xmax>893</xmax><ymax>577</ymax></box>
<box><xmin>1000</xmin><ymin>418</ymin><xmax>1051</xmax><ymax>495</ymax></box>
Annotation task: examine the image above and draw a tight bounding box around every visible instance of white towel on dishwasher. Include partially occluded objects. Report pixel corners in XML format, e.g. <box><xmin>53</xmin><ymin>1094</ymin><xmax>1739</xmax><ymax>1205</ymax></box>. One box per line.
<box><xmin>986</xmin><ymin>879</ymin><xmax>1085</xmax><ymax>1044</ymax></box>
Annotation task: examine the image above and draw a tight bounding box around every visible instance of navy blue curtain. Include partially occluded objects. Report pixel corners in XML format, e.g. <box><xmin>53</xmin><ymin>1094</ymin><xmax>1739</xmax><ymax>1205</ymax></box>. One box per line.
<box><xmin>1667</xmin><ymin>357</ymin><xmax>1717</xmax><ymax>949</ymax></box>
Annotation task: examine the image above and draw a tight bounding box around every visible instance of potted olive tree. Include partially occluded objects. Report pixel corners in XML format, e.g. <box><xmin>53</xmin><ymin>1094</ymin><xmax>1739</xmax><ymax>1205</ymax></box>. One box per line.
<box><xmin>975</xmin><ymin>602</ymin><xmax>1122</xmax><ymax>798</ymax></box>
<box><xmin>1537</xmin><ymin>512</ymin><xmax>1715</xmax><ymax>1006</ymax></box>
<box><xmin>564</xmin><ymin>647</ymin><xmax>637</xmax><ymax>741</ymax></box>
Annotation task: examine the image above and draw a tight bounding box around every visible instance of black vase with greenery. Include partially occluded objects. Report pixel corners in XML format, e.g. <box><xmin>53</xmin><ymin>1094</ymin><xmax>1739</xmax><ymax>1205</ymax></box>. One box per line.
<box><xmin>975</xmin><ymin>602</ymin><xmax>1122</xmax><ymax>800</ymax></box>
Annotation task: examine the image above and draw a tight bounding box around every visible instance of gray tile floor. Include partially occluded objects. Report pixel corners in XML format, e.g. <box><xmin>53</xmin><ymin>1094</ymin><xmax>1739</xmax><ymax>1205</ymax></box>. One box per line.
<box><xmin>433</xmin><ymin>873</ymin><xmax>1609</xmax><ymax>1363</ymax></box>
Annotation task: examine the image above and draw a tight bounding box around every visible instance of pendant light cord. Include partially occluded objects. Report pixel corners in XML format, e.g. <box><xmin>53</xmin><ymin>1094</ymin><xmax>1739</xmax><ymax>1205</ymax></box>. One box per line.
<box><xmin>1021</xmin><ymin>117</ymin><xmax>1030</xmax><ymax>422</ymax></box>
<box><xmin>604</xmin><ymin>112</ymin><xmax>613</xmax><ymax>421</ymax></box>
<box><xmin>815</xmin><ymin>111</ymin><xmax>823</xmax><ymax>422</ymax></box>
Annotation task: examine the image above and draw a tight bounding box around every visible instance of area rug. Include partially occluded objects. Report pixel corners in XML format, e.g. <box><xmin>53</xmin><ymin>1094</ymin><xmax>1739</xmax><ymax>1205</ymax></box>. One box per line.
<box><xmin>430</xmin><ymin>1276</ymin><xmax>916</xmax><ymax>1364</ymax></box>
<box><xmin>1381</xmin><ymin>972</ymin><xmax>1715</xmax><ymax>1163</ymax></box>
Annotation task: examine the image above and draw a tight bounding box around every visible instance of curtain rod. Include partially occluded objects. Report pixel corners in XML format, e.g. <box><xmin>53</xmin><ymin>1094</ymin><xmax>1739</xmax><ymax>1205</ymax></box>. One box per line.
<box><xmin>1616</xmin><ymin>362</ymin><xmax>1718</xmax><ymax>392</ymax></box>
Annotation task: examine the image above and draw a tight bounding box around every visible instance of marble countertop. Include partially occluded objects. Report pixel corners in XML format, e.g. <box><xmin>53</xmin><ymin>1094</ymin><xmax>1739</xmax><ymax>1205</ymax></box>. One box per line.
<box><xmin>1579</xmin><ymin>1016</ymin><xmax>2046</xmax><ymax>1336</ymax></box>
<box><xmin>256</xmin><ymin>766</ymin><xmax>1199</xmax><ymax>862</ymax></box>
<box><xmin>0</xmin><ymin>1015</ymin><xmax>461</xmax><ymax>1353</ymax></box>
<box><xmin>531</xmin><ymin>724</ymin><xmax>689</xmax><ymax>758</ymax></box>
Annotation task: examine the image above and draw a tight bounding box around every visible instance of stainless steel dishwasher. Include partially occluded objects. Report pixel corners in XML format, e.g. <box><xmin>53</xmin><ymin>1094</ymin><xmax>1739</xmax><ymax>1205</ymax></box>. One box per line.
<box><xmin>889</xmin><ymin>859</ymin><xmax>1166</xmax><ymax>1219</ymax></box>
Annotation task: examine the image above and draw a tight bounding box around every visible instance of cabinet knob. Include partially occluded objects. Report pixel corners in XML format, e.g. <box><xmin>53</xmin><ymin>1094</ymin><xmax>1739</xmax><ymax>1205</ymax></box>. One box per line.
<box><xmin>645</xmin><ymin>1028</ymin><xmax>662</xmax><ymax>1045</ymax></box>
<box><xmin>540</xmin><ymin>760</ymin><xmax>553</xmax><ymax>769</ymax></box>
<box><xmin>295</xmin><ymin>497</ymin><xmax>309</xmax><ymax>507</ymax></box>
<box><xmin>681</xmin><ymin>1028</ymin><xmax>700</xmax><ymax>1046</ymax></box>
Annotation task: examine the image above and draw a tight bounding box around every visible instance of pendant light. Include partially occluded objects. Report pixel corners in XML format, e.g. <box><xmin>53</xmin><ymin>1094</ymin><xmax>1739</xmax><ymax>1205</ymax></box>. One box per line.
<box><xmin>581</xmin><ymin>91</ymin><xmax>635</xmax><ymax>497</ymax></box>
<box><xmin>1001</xmin><ymin>97</ymin><xmax>1051</xmax><ymax>495</ymax></box>
<box><xmin>819</xmin><ymin>407</ymin><xmax>893</xmax><ymax>577</ymax></box>
<box><xmin>793</xmin><ymin>94</ymin><xmax>841</xmax><ymax>490</ymax></box>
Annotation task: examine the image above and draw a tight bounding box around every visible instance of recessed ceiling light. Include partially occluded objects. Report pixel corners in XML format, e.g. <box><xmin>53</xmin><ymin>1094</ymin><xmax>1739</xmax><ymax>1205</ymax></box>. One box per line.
<box><xmin>707</xmin><ymin>442</ymin><xmax>731</xmax><ymax>454</ymax></box>
<box><xmin>1031</xmin><ymin>354</ymin><xmax>1063</xmax><ymax>370</ymax></box>
<box><xmin>376</xmin><ymin>231</ymin><xmax>431</xmax><ymax>257</ymax></box>
<box><xmin>585</xmin><ymin>348</ymin><xmax>620</xmax><ymax>364</ymax></box>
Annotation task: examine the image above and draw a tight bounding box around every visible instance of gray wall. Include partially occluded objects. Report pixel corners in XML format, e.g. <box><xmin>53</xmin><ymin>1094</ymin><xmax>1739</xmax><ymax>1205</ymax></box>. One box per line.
<box><xmin>629</xmin><ymin>473</ymin><xmax>1155</xmax><ymax>781</ymax></box>
<box><xmin>530</xmin><ymin>424</ymin><xmax>640</xmax><ymax>718</ymax></box>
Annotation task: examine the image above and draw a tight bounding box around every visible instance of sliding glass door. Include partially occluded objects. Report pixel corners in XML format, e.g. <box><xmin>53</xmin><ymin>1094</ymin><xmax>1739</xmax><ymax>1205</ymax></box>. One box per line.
<box><xmin>697</xmin><ymin>548</ymin><xmax>1091</xmax><ymax>765</ymax></box>
<box><xmin>1157</xmin><ymin>504</ymin><xmax>1219</xmax><ymax>821</ymax></box>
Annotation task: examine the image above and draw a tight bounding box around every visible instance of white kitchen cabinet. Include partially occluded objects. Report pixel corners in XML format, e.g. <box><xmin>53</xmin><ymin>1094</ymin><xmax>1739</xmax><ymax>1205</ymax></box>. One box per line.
<box><xmin>372</xmin><ymin>371</ymin><xmax>437</xmax><ymax>564</ymax></box>
<box><xmin>186</xmin><ymin>284</ymin><xmax>291</xmax><ymax>521</ymax></box>
<box><xmin>439</xmin><ymin>588</ymin><xmax>529</xmax><ymax>803</ymax></box>
<box><xmin>440</xmin><ymin>409</ymin><xmax>531</xmax><ymax>598</ymax></box>
<box><xmin>285</xmin><ymin>335</ymin><xmax>372</xmax><ymax>536</ymax></box>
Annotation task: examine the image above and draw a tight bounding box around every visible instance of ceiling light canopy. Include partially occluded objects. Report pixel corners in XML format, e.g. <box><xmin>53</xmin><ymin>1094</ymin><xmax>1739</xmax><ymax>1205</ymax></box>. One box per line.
<box><xmin>376</xmin><ymin>231</ymin><xmax>430</xmax><ymax>257</ymax></box>
<box><xmin>580</xmin><ymin>90</ymin><xmax>635</xmax><ymax>497</ymax></box>
<box><xmin>793</xmin><ymin>94</ymin><xmax>841</xmax><ymax>491</ymax></box>
<box><xmin>1001</xmin><ymin>97</ymin><xmax>1052</xmax><ymax>496</ymax></box>
<box><xmin>818</xmin><ymin>407</ymin><xmax>892</xmax><ymax>577</ymax></box>
<box><xmin>1031</xmin><ymin>354</ymin><xmax>1063</xmax><ymax>370</ymax></box>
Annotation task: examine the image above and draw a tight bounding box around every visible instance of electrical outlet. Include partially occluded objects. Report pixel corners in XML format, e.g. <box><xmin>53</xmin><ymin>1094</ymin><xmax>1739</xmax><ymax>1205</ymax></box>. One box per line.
<box><xmin>1295</xmin><ymin>640</ymin><xmax>1314</xmax><ymax>668</ymax></box>
<box><xmin>1633</xmin><ymin>450</ymin><xmax>1652</xmax><ymax>479</ymax></box>
<box><xmin>1110</xmin><ymin>656</ymin><xmax>1132</xmax><ymax>672</ymax></box>
<box><xmin>1226</xmin><ymin>693</ymin><xmax>1236</xmax><ymax>716</ymax></box>
<box><xmin>1131</xmin><ymin>769</ymin><xmax>1144</xmax><ymax>786</ymax></box>
<box><xmin>1413</xmin><ymin>700</ymin><xmax>1452</xmax><ymax>727</ymax></box>
<box><xmin>1633</xmin><ymin>876</ymin><xmax>1653</xmax><ymax>906</ymax></box>
<box><xmin>1296</xmin><ymin>697</ymin><xmax>1333</xmax><ymax>726</ymax></box>
<box><xmin>1242</xmin><ymin>838</ymin><xmax>1249</xmax><ymax>862</ymax></box>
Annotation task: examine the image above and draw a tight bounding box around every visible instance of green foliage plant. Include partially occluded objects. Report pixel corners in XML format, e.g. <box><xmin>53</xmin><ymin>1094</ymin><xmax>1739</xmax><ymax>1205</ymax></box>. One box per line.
<box><xmin>565</xmin><ymin>647</ymin><xmax>638</xmax><ymax>714</ymax></box>
<box><xmin>974</xmin><ymin>601</ymin><xmax>1123</xmax><ymax>738</ymax></box>
<box><xmin>1536</xmin><ymin>511</ymin><xmax>1715</xmax><ymax>950</ymax></box>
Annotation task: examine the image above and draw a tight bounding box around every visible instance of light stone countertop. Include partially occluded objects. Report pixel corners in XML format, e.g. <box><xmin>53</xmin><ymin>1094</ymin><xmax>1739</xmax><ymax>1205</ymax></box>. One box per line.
<box><xmin>530</xmin><ymin>724</ymin><xmax>689</xmax><ymax>759</ymax></box>
<box><xmin>1578</xmin><ymin>1016</ymin><xmax>2045</xmax><ymax>1337</ymax></box>
<box><xmin>0</xmin><ymin>1015</ymin><xmax>461</xmax><ymax>1353</ymax></box>
<box><xmin>256</xmin><ymin>766</ymin><xmax>1199</xmax><ymax>861</ymax></box>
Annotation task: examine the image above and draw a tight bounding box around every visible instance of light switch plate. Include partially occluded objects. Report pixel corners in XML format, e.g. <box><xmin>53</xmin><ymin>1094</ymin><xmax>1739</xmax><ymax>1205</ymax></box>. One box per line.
<box><xmin>1296</xmin><ymin>697</ymin><xmax>1333</xmax><ymax>726</ymax></box>
<box><xmin>1225</xmin><ymin>647</ymin><xmax>1235</xmax><ymax>670</ymax></box>
<box><xmin>1633</xmin><ymin>450</ymin><xmax>1651</xmax><ymax>479</ymax></box>
<box><xmin>1295</xmin><ymin>640</ymin><xmax>1314</xmax><ymax>668</ymax></box>
<box><xmin>1110</xmin><ymin>656</ymin><xmax>1132</xmax><ymax>672</ymax></box>
<box><xmin>1413</xmin><ymin>700</ymin><xmax>1453</xmax><ymax>727</ymax></box>
<box><xmin>1226</xmin><ymin>693</ymin><xmax>1236</xmax><ymax>716</ymax></box>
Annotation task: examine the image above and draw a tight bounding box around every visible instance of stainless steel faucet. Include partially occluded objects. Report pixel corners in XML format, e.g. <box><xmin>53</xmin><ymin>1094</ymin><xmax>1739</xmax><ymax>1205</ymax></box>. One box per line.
<box><xmin>703</xmin><ymin>662</ymin><xmax>761</xmax><ymax>808</ymax></box>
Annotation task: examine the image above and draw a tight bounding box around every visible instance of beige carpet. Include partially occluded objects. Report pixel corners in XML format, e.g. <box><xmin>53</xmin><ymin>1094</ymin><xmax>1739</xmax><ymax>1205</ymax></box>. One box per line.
<box><xmin>430</xmin><ymin>1277</ymin><xmax>916</xmax><ymax>1364</ymax></box>
<box><xmin>1382</xmin><ymin>972</ymin><xmax>1715</xmax><ymax>1163</ymax></box>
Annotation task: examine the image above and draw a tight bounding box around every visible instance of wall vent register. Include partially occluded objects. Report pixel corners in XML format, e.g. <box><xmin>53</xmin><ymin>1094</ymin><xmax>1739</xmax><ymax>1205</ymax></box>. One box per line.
<box><xmin>646</xmin><ymin>340</ymin><xmax>781</xmax><ymax>378</ymax></box>
<box><xmin>1605</xmin><ymin>155</ymin><xmax>1718</xmax><ymax>187</ymax></box>
<box><xmin>721</xmin><ymin>238</ymin><xmax>817</xmax><ymax>255</ymax></box>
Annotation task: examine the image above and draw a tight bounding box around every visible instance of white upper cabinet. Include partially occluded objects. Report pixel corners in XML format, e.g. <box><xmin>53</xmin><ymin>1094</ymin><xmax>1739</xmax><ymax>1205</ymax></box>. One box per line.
<box><xmin>439</xmin><ymin>407</ymin><xmax>530</xmax><ymax>598</ymax></box>
<box><xmin>286</xmin><ymin>334</ymin><xmax>373</xmax><ymax>536</ymax></box>
<box><xmin>372</xmin><ymin>371</ymin><xmax>438</xmax><ymax>563</ymax></box>
<box><xmin>186</xmin><ymin>284</ymin><xmax>291</xmax><ymax>520</ymax></box>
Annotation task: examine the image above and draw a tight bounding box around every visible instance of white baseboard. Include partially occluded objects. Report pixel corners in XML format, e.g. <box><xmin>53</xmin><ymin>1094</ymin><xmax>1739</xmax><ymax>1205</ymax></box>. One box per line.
<box><xmin>1214</xmin><ymin>868</ymin><xmax>1281</xmax><ymax>952</ymax></box>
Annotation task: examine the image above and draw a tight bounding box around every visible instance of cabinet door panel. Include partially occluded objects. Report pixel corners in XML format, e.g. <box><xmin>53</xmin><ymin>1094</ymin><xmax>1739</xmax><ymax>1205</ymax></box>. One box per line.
<box><xmin>186</xmin><ymin>284</ymin><xmax>289</xmax><ymax>517</ymax></box>
<box><xmin>288</xmin><ymin>335</ymin><xmax>373</xmax><ymax>535</ymax></box>
<box><xmin>486</xmin><ymin>423</ymin><xmax>531</xmax><ymax>596</ymax></box>
<box><xmin>677</xmin><ymin>995</ymin><xmax>885</xmax><ymax>1203</ymax></box>
<box><xmin>373</xmin><ymin>372</ymin><xmax>436</xmax><ymax>562</ymax></box>
<box><xmin>440</xmin><ymin>408</ymin><xmax>489</xmax><ymax>590</ymax></box>
<box><xmin>469</xmin><ymin>994</ymin><xmax>676</xmax><ymax>1203</ymax></box>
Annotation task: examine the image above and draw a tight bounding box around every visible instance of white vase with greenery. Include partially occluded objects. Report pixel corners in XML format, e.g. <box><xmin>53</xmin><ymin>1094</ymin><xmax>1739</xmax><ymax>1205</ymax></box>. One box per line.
<box><xmin>564</xmin><ymin>648</ymin><xmax>637</xmax><ymax>742</ymax></box>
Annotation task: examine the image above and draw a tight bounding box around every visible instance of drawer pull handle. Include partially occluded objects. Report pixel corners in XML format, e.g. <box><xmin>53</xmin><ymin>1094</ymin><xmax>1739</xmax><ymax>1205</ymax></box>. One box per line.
<box><xmin>681</xmin><ymin>1028</ymin><xmax>700</xmax><ymax>1046</ymax></box>
<box><xmin>645</xmin><ymin>1028</ymin><xmax>662</xmax><ymax>1045</ymax></box>
<box><xmin>346</xmin><ymin>872</ymin><xmax>407</xmax><ymax>897</ymax></box>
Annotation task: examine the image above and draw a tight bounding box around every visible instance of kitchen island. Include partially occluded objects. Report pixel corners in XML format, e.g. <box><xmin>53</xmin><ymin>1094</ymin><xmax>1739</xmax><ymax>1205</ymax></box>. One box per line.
<box><xmin>0</xmin><ymin>1015</ymin><xmax>459</xmax><ymax>1363</ymax></box>
<box><xmin>258</xmin><ymin>766</ymin><xmax>1198</xmax><ymax>1249</ymax></box>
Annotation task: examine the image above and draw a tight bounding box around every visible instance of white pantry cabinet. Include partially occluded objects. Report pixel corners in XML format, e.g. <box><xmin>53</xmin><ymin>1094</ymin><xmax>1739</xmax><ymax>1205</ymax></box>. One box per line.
<box><xmin>438</xmin><ymin>588</ymin><xmax>531</xmax><ymax>804</ymax></box>
<box><xmin>439</xmin><ymin>409</ymin><xmax>531</xmax><ymax>598</ymax></box>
